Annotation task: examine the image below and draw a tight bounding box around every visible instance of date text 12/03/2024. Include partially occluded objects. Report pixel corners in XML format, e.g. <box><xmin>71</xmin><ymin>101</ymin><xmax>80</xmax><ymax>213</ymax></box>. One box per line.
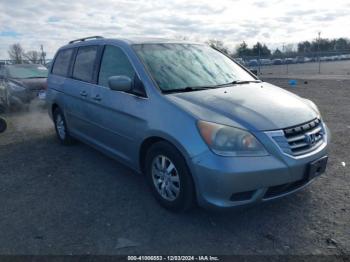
<box><xmin>127</xmin><ymin>256</ymin><xmax>219</xmax><ymax>261</ymax></box>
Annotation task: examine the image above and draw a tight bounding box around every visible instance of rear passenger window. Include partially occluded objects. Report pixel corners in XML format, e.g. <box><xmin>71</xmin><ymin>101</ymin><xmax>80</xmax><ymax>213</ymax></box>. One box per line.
<box><xmin>73</xmin><ymin>46</ymin><xmax>98</xmax><ymax>83</ymax></box>
<box><xmin>98</xmin><ymin>45</ymin><xmax>135</xmax><ymax>87</ymax></box>
<box><xmin>52</xmin><ymin>49</ymin><xmax>73</xmax><ymax>76</ymax></box>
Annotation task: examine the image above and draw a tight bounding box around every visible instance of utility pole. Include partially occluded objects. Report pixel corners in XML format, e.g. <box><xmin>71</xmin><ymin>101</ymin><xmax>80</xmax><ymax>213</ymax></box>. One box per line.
<box><xmin>258</xmin><ymin>42</ymin><xmax>261</xmax><ymax>76</ymax></box>
<box><xmin>40</xmin><ymin>45</ymin><xmax>46</xmax><ymax>65</ymax></box>
<box><xmin>282</xmin><ymin>43</ymin><xmax>288</xmax><ymax>74</ymax></box>
<box><xmin>318</xmin><ymin>32</ymin><xmax>321</xmax><ymax>74</ymax></box>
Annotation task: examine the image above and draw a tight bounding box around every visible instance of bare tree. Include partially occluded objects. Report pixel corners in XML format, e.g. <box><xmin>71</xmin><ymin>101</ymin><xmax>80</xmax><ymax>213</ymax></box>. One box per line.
<box><xmin>8</xmin><ymin>43</ymin><xmax>24</xmax><ymax>64</ymax></box>
<box><xmin>206</xmin><ymin>39</ymin><xmax>230</xmax><ymax>55</ymax></box>
<box><xmin>24</xmin><ymin>51</ymin><xmax>41</xmax><ymax>64</ymax></box>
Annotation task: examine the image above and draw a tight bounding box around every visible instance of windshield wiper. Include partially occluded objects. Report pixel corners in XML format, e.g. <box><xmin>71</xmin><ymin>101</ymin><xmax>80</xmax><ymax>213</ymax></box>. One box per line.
<box><xmin>231</xmin><ymin>80</ymin><xmax>262</xmax><ymax>85</ymax></box>
<box><xmin>162</xmin><ymin>80</ymin><xmax>262</xmax><ymax>94</ymax></box>
<box><xmin>162</xmin><ymin>86</ymin><xmax>209</xmax><ymax>94</ymax></box>
<box><xmin>208</xmin><ymin>80</ymin><xmax>262</xmax><ymax>88</ymax></box>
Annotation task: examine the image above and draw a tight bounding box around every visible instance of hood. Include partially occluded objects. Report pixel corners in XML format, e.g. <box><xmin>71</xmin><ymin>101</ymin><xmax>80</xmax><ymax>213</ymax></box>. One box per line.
<box><xmin>167</xmin><ymin>82</ymin><xmax>318</xmax><ymax>131</ymax></box>
<box><xmin>10</xmin><ymin>78</ymin><xmax>47</xmax><ymax>91</ymax></box>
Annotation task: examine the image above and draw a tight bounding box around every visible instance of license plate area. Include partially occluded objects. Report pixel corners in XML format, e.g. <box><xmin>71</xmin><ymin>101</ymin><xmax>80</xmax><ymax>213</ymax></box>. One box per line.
<box><xmin>307</xmin><ymin>156</ymin><xmax>328</xmax><ymax>180</ymax></box>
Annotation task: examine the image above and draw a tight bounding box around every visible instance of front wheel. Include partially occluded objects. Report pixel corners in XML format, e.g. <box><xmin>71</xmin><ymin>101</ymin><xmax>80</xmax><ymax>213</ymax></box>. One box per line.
<box><xmin>145</xmin><ymin>141</ymin><xmax>196</xmax><ymax>212</ymax></box>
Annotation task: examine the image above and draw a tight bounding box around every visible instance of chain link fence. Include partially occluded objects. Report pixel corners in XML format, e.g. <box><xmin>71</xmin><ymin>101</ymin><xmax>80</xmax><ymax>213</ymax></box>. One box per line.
<box><xmin>234</xmin><ymin>50</ymin><xmax>350</xmax><ymax>76</ymax></box>
<box><xmin>0</xmin><ymin>59</ymin><xmax>52</xmax><ymax>67</ymax></box>
<box><xmin>2</xmin><ymin>51</ymin><xmax>350</xmax><ymax>76</ymax></box>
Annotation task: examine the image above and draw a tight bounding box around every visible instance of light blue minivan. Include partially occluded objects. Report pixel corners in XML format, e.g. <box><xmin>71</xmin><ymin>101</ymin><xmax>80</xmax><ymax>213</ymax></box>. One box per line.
<box><xmin>47</xmin><ymin>36</ymin><xmax>329</xmax><ymax>211</ymax></box>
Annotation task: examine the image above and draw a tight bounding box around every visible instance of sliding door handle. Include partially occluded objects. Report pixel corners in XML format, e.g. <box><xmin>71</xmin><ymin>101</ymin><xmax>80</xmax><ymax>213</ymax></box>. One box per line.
<box><xmin>93</xmin><ymin>94</ymin><xmax>102</xmax><ymax>101</ymax></box>
<box><xmin>80</xmin><ymin>91</ymin><xmax>87</xmax><ymax>97</ymax></box>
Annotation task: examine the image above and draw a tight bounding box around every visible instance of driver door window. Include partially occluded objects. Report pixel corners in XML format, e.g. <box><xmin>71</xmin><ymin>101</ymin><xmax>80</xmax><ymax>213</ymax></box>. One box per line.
<box><xmin>98</xmin><ymin>45</ymin><xmax>135</xmax><ymax>87</ymax></box>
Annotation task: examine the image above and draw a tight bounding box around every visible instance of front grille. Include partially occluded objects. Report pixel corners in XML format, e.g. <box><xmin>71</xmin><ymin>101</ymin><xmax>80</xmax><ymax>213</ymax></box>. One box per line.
<box><xmin>270</xmin><ymin>118</ymin><xmax>325</xmax><ymax>156</ymax></box>
<box><xmin>263</xmin><ymin>179</ymin><xmax>308</xmax><ymax>199</ymax></box>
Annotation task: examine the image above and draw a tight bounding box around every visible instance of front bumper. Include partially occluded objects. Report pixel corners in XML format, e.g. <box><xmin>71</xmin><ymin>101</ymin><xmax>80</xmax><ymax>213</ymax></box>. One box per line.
<box><xmin>189</xmin><ymin>125</ymin><xmax>329</xmax><ymax>209</ymax></box>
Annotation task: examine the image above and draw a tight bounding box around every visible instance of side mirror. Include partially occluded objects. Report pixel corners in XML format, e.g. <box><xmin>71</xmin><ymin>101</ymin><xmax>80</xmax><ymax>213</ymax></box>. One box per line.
<box><xmin>0</xmin><ymin>117</ymin><xmax>7</xmax><ymax>133</ymax></box>
<box><xmin>108</xmin><ymin>76</ymin><xmax>132</xmax><ymax>92</ymax></box>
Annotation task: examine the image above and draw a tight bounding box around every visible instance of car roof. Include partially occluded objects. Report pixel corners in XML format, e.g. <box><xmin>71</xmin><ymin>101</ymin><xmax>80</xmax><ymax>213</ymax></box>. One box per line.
<box><xmin>59</xmin><ymin>37</ymin><xmax>202</xmax><ymax>50</ymax></box>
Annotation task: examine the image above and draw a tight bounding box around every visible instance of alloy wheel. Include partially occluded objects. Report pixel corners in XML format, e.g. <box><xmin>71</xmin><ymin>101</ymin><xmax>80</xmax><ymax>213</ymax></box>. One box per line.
<box><xmin>55</xmin><ymin>114</ymin><xmax>66</xmax><ymax>140</ymax></box>
<box><xmin>151</xmin><ymin>155</ymin><xmax>181</xmax><ymax>201</ymax></box>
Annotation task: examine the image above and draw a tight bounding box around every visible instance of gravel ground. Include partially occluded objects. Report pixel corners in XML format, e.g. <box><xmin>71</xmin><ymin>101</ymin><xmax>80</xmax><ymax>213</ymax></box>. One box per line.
<box><xmin>0</xmin><ymin>79</ymin><xmax>349</xmax><ymax>256</ymax></box>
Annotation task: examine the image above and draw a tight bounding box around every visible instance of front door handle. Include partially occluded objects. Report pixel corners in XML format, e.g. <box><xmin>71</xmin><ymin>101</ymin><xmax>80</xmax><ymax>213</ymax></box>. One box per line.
<box><xmin>93</xmin><ymin>94</ymin><xmax>102</xmax><ymax>101</ymax></box>
<box><xmin>80</xmin><ymin>91</ymin><xmax>87</xmax><ymax>97</ymax></box>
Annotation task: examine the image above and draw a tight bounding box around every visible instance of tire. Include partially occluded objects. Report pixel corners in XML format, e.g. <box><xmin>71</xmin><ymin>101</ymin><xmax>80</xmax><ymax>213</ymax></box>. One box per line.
<box><xmin>145</xmin><ymin>141</ymin><xmax>196</xmax><ymax>212</ymax></box>
<box><xmin>53</xmin><ymin>108</ymin><xmax>75</xmax><ymax>145</ymax></box>
<box><xmin>0</xmin><ymin>117</ymin><xmax>7</xmax><ymax>133</ymax></box>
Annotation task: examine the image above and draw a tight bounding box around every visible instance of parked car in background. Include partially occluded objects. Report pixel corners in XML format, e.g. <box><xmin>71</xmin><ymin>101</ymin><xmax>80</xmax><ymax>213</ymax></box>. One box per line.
<box><xmin>342</xmin><ymin>54</ymin><xmax>350</xmax><ymax>60</ymax></box>
<box><xmin>45</xmin><ymin>61</ymin><xmax>53</xmax><ymax>70</ymax></box>
<box><xmin>339</xmin><ymin>54</ymin><xmax>350</xmax><ymax>60</ymax></box>
<box><xmin>47</xmin><ymin>36</ymin><xmax>329</xmax><ymax>211</ymax></box>
<box><xmin>304</xmin><ymin>57</ymin><xmax>312</xmax><ymax>63</ymax></box>
<box><xmin>248</xmin><ymin>59</ymin><xmax>259</xmax><ymax>67</ymax></box>
<box><xmin>284</xmin><ymin>58</ymin><xmax>294</xmax><ymax>64</ymax></box>
<box><xmin>295</xmin><ymin>56</ymin><xmax>305</xmax><ymax>63</ymax></box>
<box><xmin>233</xmin><ymin>57</ymin><xmax>245</xmax><ymax>66</ymax></box>
<box><xmin>330</xmin><ymin>55</ymin><xmax>341</xmax><ymax>61</ymax></box>
<box><xmin>0</xmin><ymin>64</ymin><xmax>48</xmax><ymax>111</ymax></box>
<box><xmin>272</xmin><ymin>59</ymin><xmax>283</xmax><ymax>65</ymax></box>
<box><xmin>260</xmin><ymin>59</ymin><xmax>272</xmax><ymax>66</ymax></box>
<box><xmin>320</xmin><ymin>56</ymin><xmax>331</xmax><ymax>62</ymax></box>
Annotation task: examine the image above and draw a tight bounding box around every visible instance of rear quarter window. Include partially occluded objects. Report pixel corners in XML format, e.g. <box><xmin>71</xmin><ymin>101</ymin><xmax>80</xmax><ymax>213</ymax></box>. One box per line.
<box><xmin>52</xmin><ymin>49</ymin><xmax>74</xmax><ymax>76</ymax></box>
<box><xmin>72</xmin><ymin>46</ymin><xmax>98</xmax><ymax>83</ymax></box>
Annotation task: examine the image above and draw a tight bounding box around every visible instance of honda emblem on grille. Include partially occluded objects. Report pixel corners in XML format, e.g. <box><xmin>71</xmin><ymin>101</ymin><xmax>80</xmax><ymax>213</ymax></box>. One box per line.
<box><xmin>304</xmin><ymin>133</ymin><xmax>317</xmax><ymax>146</ymax></box>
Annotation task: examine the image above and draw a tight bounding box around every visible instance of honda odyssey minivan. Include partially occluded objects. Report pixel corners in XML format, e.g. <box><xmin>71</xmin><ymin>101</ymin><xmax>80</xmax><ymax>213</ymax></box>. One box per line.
<box><xmin>47</xmin><ymin>36</ymin><xmax>329</xmax><ymax>211</ymax></box>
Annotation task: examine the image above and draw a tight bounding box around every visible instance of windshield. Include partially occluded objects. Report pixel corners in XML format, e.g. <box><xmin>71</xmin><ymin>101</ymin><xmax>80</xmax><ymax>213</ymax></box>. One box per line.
<box><xmin>133</xmin><ymin>43</ymin><xmax>255</xmax><ymax>92</ymax></box>
<box><xmin>7</xmin><ymin>65</ymin><xmax>48</xmax><ymax>79</ymax></box>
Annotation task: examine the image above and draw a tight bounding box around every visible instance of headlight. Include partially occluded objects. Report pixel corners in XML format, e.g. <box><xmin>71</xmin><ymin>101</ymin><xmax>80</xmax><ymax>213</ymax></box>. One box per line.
<box><xmin>197</xmin><ymin>120</ymin><xmax>268</xmax><ymax>156</ymax></box>
<box><xmin>8</xmin><ymin>82</ymin><xmax>25</xmax><ymax>91</ymax></box>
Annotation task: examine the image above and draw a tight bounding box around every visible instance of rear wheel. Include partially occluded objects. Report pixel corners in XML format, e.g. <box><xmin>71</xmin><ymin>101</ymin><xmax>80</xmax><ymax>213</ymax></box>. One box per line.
<box><xmin>53</xmin><ymin>108</ymin><xmax>75</xmax><ymax>145</ymax></box>
<box><xmin>145</xmin><ymin>141</ymin><xmax>196</xmax><ymax>212</ymax></box>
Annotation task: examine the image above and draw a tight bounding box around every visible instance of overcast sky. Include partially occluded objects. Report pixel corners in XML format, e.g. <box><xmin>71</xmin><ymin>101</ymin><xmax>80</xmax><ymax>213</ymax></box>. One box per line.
<box><xmin>1</xmin><ymin>0</ymin><xmax>350</xmax><ymax>59</ymax></box>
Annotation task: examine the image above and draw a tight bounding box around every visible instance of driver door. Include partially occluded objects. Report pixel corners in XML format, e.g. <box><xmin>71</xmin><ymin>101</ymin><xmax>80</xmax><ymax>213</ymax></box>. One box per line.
<box><xmin>88</xmin><ymin>45</ymin><xmax>148</xmax><ymax>164</ymax></box>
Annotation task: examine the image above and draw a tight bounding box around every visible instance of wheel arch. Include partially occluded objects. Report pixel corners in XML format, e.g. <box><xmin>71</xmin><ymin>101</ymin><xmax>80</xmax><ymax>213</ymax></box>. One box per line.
<box><xmin>138</xmin><ymin>134</ymin><xmax>198</xmax><ymax>210</ymax></box>
<box><xmin>138</xmin><ymin>135</ymin><xmax>192</xmax><ymax>174</ymax></box>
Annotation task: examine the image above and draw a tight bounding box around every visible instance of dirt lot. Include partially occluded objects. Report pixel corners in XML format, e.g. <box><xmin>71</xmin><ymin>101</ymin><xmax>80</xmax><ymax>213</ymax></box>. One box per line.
<box><xmin>0</xmin><ymin>78</ymin><xmax>349</xmax><ymax>256</ymax></box>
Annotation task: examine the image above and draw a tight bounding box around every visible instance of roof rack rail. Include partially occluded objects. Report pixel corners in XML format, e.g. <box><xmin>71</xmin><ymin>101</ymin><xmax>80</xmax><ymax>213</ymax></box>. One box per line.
<box><xmin>69</xmin><ymin>36</ymin><xmax>104</xmax><ymax>44</ymax></box>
